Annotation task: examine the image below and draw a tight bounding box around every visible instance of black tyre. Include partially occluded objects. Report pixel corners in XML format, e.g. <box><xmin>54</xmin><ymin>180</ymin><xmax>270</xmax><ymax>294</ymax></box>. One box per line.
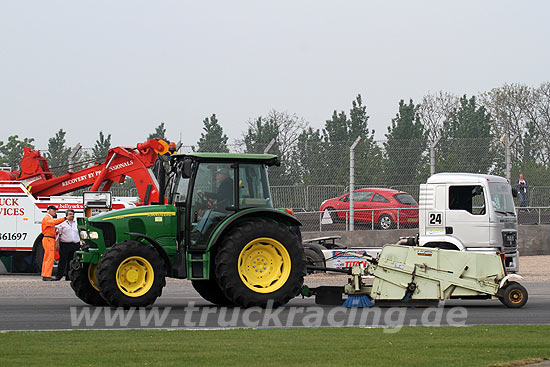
<box><xmin>215</xmin><ymin>219</ymin><xmax>306</xmax><ymax>308</ymax></box>
<box><xmin>192</xmin><ymin>279</ymin><xmax>234</xmax><ymax>306</ymax></box>
<box><xmin>378</xmin><ymin>214</ymin><xmax>394</xmax><ymax>230</ymax></box>
<box><xmin>32</xmin><ymin>234</ymin><xmax>44</xmax><ymax>273</ymax></box>
<box><xmin>97</xmin><ymin>241</ymin><xmax>166</xmax><ymax>308</ymax></box>
<box><xmin>69</xmin><ymin>258</ymin><xmax>108</xmax><ymax>306</ymax></box>
<box><xmin>499</xmin><ymin>281</ymin><xmax>528</xmax><ymax>308</ymax></box>
<box><xmin>304</xmin><ymin>248</ymin><xmax>325</xmax><ymax>274</ymax></box>
<box><xmin>192</xmin><ymin>250</ymin><xmax>234</xmax><ymax>306</ymax></box>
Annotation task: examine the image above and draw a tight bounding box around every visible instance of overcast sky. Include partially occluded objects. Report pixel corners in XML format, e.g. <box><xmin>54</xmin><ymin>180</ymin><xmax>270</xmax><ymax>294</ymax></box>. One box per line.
<box><xmin>1</xmin><ymin>1</ymin><xmax>548</xmax><ymax>150</ymax></box>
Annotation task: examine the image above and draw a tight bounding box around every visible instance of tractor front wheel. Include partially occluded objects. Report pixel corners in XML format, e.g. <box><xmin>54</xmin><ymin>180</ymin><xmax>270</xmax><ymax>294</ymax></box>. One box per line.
<box><xmin>215</xmin><ymin>219</ymin><xmax>306</xmax><ymax>308</ymax></box>
<box><xmin>97</xmin><ymin>241</ymin><xmax>166</xmax><ymax>308</ymax></box>
<box><xmin>69</xmin><ymin>259</ymin><xmax>108</xmax><ymax>306</ymax></box>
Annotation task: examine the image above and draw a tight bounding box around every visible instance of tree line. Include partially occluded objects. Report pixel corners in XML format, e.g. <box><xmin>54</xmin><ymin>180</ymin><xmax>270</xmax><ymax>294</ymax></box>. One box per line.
<box><xmin>1</xmin><ymin>82</ymin><xmax>549</xmax><ymax>188</ymax></box>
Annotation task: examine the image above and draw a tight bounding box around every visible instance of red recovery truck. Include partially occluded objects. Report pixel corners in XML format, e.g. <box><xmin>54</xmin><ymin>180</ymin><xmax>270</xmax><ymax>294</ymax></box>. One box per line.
<box><xmin>0</xmin><ymin>139</ymin><xmax>171</xmax><ymax>272</ymax></box>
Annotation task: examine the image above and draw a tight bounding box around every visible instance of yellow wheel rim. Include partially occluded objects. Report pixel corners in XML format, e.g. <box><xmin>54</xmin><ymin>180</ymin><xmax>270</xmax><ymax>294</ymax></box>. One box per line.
<box><xmin>509</xmin><ymin>289</ymin><xmax>524</xmax><ymax>304</ymax></box>
<box><xmin>238</xmin><ymin>237</ymin><xmax>291</xmax><ymax>294</ymax></box>
<box><xmin>115</xmin><ymin>256</ymin><xmax>154</xmax><ymax>297</ymax></box>
<box><xmin>87</xmin><ymin>263</ymin><xmax>100</xmax><ymax>291</ymax></box>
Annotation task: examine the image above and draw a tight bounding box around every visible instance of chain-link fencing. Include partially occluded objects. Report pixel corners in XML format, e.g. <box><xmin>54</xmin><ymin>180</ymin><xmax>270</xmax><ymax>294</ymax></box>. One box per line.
<box><xmin>38</xmin><ymin>138</ymin><xmax>550</xmax><ymax>228</ymax></box>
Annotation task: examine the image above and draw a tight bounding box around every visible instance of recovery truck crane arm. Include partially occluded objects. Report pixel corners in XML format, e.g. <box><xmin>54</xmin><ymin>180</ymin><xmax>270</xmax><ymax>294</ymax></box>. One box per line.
<box><xmin>0</xmin><ymin>139</ymin><xmax>170</xmax><ymax>204</ymax></box>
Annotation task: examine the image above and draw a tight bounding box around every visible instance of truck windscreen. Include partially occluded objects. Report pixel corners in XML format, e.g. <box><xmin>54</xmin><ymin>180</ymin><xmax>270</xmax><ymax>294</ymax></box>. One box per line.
<box><xmin>488</xmin><ymin>182</ymin><xmax>516</xmax><ymax>215</ymax></box>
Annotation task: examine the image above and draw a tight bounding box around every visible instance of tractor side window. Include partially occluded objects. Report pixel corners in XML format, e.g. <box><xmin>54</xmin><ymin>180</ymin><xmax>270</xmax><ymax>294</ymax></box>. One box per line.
<box><xmin>449</xmin><ymin>185</ymin><xmax>486</xmax><ymax>215</ymax></box>
<box><xmin>173</xmin><ymin>176</ymin><xmax>189</xmax><ymax>203</ymax></box>
<box><xmin>189</xmin><ymin>163</ymin><xmax>235</xmax><ymax>247</ymax></box>
<box><xmin>239</xmin><ymin>164</ymin><xmax>273</xmax><ymax>209</ymax></box>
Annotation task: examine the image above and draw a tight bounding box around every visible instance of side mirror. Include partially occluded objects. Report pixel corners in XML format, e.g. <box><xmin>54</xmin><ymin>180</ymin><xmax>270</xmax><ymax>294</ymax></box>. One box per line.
<box><xmin>182</xmin><ymin>159</ymin><xmax>192</xmax><ymax>178</ymax></box>
<box><xmin>511</xmin><ymin>187</ymin><xmax>518</xmax><ymax>198</ymax></box>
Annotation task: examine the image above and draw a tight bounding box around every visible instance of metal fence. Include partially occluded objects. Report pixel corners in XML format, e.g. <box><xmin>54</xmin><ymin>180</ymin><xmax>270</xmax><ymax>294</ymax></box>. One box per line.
<box><xmin>294</xmin><ymin>206</ymin><xmax>550</xmax><ymax>232</ymax></box>
<box><xmin>54</xmin><ymin>138</ymin><xmax>550</xmax><ymax>229</ymax></box>
<box><xmin>294</xmin><ymin>208</ymin><xmax>420</xmax><ymax>232</ymax></box>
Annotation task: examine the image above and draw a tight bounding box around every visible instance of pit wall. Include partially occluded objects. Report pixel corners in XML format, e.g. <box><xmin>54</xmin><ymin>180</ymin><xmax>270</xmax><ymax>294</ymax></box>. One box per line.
<box><xmin>302</xmin><ymin>224</ymin><xmax>550</xmax><ymax>256</ymax></box>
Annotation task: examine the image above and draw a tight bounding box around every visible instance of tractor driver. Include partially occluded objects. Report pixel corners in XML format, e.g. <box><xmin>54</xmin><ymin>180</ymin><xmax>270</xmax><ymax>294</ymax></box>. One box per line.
<box><xmin>199</xmin><ymin>169</ymin><xmax>234</xmax><ymax>209</ymax></box>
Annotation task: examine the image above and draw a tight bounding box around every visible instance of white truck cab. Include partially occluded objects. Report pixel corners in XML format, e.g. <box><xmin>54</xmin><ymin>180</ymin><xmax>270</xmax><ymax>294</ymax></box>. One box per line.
<box><xmin>418</xmin><ymin>173</ymin><xmax>519</xmax><ymax>272</ymax></box>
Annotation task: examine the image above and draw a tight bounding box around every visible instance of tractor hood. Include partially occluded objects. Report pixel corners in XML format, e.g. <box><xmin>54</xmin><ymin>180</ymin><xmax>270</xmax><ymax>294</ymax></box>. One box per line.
<box><xmin>78</xmin><ymin>204</ymin><xmax>177</xmax><ymax>252</ymax></box>
<box><xmin>89</xmin><ymin>204</ymin><xmax>176</xmax><ymax>223</ymax></box>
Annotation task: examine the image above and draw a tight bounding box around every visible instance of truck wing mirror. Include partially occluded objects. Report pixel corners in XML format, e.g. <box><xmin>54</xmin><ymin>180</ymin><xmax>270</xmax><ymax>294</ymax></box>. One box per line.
<box><xmin>182</xmin><ymin>159</ymin><xmax>192</xmax><ymax>178</ymax></box>
<box><xmin>511</xmin><ymin>187</ymin><xmax>518</xmax><ymax>198</ymax></box>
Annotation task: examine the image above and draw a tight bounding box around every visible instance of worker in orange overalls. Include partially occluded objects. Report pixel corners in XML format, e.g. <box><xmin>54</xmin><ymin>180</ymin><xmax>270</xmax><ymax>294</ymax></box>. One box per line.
<box><xmin>41</xmin><ymin>205</ymin><xmax>65</xmax><ymax>281</ymax></box>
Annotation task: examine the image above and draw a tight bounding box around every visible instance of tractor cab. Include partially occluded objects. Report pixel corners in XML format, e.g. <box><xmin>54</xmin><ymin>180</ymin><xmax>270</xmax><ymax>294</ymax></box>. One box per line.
<box><xmin>166</xmin><ymin>153</ymin><xmax>279</xmax><ymax>251</ymax></box>
<box><xmin>71</xmin><ymin>152</ymin><xmax>305</xmax><ymax>309</ymax></box>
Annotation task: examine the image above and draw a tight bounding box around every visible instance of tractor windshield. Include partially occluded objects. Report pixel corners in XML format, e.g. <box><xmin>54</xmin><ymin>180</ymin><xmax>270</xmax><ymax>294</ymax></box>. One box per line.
<box><xmin>189</xmin><ymin>163</ymin><xmax>235</xmax><ymax>248</ymax></box>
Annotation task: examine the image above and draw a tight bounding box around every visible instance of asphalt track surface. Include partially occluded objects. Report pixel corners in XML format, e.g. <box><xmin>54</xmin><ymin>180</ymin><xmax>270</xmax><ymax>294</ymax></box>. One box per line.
<box><xmin>0</xmin><ymin>276</ymin><xmax>548</xmax><ymax>331</ymax></box>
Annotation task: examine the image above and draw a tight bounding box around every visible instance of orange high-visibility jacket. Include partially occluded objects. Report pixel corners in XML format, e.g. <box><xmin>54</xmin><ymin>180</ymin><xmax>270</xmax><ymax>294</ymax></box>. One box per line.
<box><xmin>42</xmin><ymin>214</ymin><xmax>65</xmax><ymax>237</ymax></box>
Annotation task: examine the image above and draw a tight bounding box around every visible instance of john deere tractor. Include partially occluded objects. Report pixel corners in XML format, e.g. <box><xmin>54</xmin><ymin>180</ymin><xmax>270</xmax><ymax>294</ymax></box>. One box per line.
<box><xmin>69</xmin><ymin>153</ymin><xmax>306</xmax><ymax>308</ymax></box>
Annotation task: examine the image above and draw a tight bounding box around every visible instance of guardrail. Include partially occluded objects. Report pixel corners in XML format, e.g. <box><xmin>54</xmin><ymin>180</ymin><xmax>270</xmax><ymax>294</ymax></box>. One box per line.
<box><xmin>294</xmin><ymin>206</ymin><xmax>550</xmax><ymax>232</ymax></box>
<box><xmin>515</xmin><ymin>207</ymin><xmax>550</xmax><ymax>225</ymax></box>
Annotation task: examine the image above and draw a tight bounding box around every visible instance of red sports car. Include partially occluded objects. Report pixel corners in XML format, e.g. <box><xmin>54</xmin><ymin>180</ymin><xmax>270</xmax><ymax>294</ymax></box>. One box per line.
<box><xmin>319</xmin><ymin>188</ymin><xmax>419</xmax><ymax>229</ymax></box>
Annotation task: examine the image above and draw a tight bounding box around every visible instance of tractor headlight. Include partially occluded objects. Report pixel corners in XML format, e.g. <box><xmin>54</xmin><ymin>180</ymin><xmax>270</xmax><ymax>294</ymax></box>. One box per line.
<box><xmin>89</xmin><ymin>231</ymin><xmax>99</xmax><ymax>240</ymax></box>
<box><xmin>80</xmin><ymin>230</ymin><xmax>89</xmax><ymax>240</ymax></box>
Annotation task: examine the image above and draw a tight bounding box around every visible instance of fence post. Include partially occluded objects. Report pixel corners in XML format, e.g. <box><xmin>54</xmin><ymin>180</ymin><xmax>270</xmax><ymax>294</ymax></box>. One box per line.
<box><xmin>349</xmin><ymin>137</ymin><xmax>361</xmax><ymax>231</ymax></box>
<box><xmin>397</xmin><ymin>208</ymin><xmax>400</xmax><ymax>229</ymax></box>
<box><xmin>505</xmin><ymin>134</ymin><xmax>518</xmax><ymax>182</ymax></box>
<box><xmin>430</xmin><ymin>137</ymin><xmax>440</xmax><ymax>176</ymax></box>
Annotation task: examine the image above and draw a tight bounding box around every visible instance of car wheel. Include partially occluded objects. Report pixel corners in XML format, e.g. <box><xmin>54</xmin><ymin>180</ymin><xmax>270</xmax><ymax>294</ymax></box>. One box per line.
<box><xmin>378</xmin><ymin>214</ymin><xmax>394</xmax><ymax>230</ymax></box>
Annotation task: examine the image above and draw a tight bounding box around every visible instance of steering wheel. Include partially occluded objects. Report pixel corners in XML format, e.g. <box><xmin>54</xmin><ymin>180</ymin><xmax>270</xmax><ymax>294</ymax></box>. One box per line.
<box><xmin>196</xmin><ymin>191</ymin><xmax>216</xmax><ymax>210</ymax></box>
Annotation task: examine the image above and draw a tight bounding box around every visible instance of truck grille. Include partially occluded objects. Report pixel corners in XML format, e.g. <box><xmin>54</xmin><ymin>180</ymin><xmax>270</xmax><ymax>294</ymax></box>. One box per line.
<box><xmin>502</xmin><ymin>232</ymin><xmax>517</xmax><ymax>248</ymax></box>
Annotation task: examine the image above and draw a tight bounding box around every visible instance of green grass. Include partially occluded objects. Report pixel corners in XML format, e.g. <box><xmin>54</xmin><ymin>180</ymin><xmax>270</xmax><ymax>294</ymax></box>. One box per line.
<box><xmin>1</xmin><ymin>326</ymin><xmax>549</xmax><ymax>367</ymax></box>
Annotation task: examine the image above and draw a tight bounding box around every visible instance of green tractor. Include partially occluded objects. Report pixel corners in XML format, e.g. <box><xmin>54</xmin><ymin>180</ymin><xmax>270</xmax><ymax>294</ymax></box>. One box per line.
<box><xmin>69</xmin><ymin>153</ymin><xmax>306</xmax><ymax>308</ymax></box>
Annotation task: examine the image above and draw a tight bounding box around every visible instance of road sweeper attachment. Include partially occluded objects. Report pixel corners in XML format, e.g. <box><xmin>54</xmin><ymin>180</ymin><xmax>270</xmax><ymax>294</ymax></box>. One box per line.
<box><xmin>303</xmin><ymin>244</ymin><xmax>527</xmax><ymax>308</ymax></box>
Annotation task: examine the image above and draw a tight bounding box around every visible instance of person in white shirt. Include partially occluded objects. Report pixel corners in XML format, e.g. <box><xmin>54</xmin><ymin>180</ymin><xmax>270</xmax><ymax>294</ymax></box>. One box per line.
<box><xmin>55</xmin><ymin>209</ymin><xmax>81</xmax><ymax>281</ymax></box>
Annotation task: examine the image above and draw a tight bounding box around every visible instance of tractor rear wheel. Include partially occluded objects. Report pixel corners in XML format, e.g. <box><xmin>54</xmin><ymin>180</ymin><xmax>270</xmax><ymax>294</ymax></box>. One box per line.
<box><xmin>192</xmin><ymin>279</ymin><xmax>234</xmax><ymax>306</ymax></box>
<box><xmin>192</xmin><ymin>250</ymin><xmax>234</xmax><ymax>306</ymax></box>
<box><xmin>69</xmin><ymin>259</ymin><xmax>108</xmax><ymax>306</ymax></box>
<box><xmin>97</xmin><ymin>241</ymin><xmax>166</xmax><ymax>308</ymax></box>
<box><xmin>215</xmin><ymin>219</ymin><xmax>306</xmax><ymax>308</ymax></box>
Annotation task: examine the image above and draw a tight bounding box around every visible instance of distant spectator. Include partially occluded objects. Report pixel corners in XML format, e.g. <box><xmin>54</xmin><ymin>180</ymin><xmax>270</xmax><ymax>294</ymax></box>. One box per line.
<box><xmin>515</xmin><ymin>173</ymin><xmax>529</xmax><ymax>207</ymax></box>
